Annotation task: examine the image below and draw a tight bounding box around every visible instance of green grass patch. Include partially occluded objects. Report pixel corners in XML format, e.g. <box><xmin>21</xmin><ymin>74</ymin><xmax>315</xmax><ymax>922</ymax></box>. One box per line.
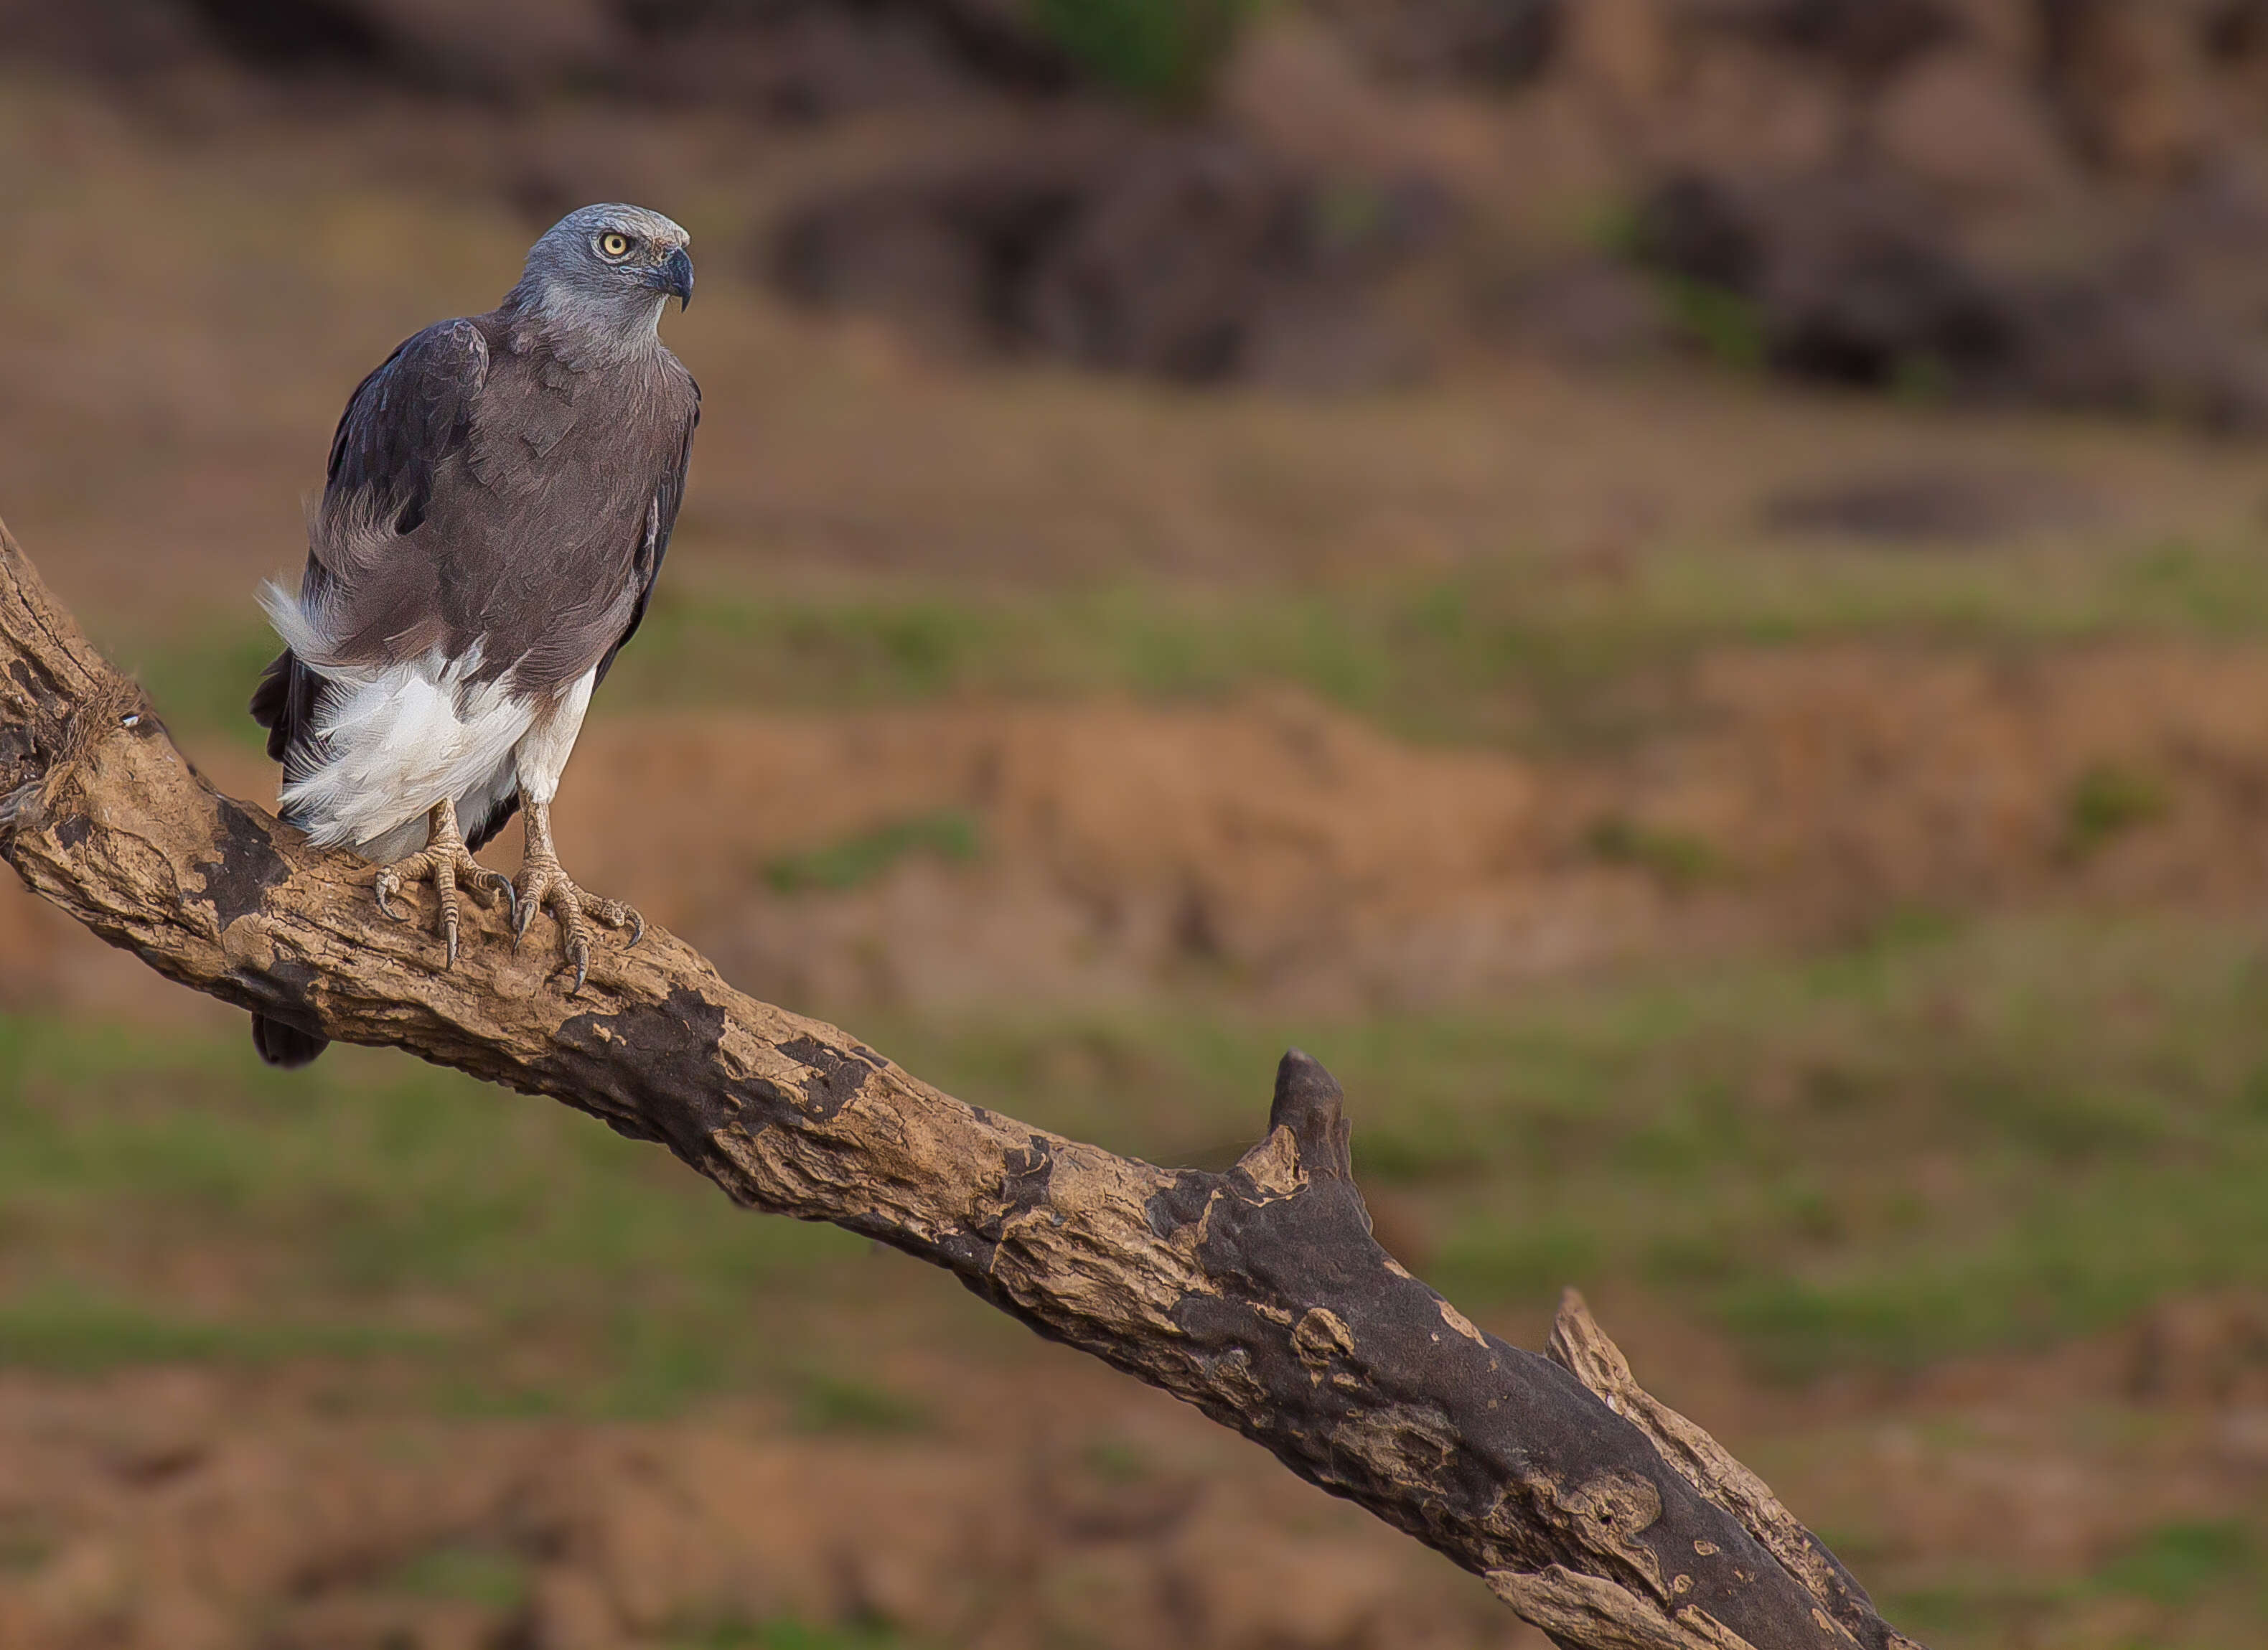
<box><xmin>2063</xmin><ymin>763</ymin><xmax>2170</xmax><ymax>860</ymax></box>
<box><xmin>0</xmin><ymin>1286</ymin><xmax>423</xmax><ymax>1374</ymax></box>
<box><xmin>864</xmin><ymin>910</ymin><xmax>2268</xmax><ymax>1380</ymax></box>
<box><xmin>764</xmin><ymin>810</ymin><xmax>982</xmax><ymax>895</ymax></box>
<box><xmin>1880</xmin><ymin>1575</ymin><xmax>2074</xmax><ymax>1645</ymax></box>
<box><xmin>0</xmin><ymin>1016</ymin><xmax>862</xmax><ymax>1415</ymax></box>
<box><xmin>1028</xmin><ymin>0</ymin><xmax>1250</xmax><ymax>111</ymax></box>
<box><xmin>670</xmin><ymin>1618</ymin><xmax>907</xmax><ymax>1650</ymax></box>
<box><xmin>9</xmin><ymin>910</ymin><xmax>2268</xmax><ymax>1395</ymax></box>
<box><xmin>1660</xmin><ymin>277</ymin><xmax>1768</xmax><ymax>373</ymax></box>
<box><xmin>2099</xmin><ymin>1520</ymin><xmax>2253</xmax><ymax>1607</ymax></box>
<box><xmin>792</xmin><ymin>1374</ymin><xmax>932</xmax><ymax>1436</ymax></box>
<box><xmin>386</xmin><ymin>1543</ymin><xmax>533</xmax><ymax>1611</ymax></box>
<box><xmin>1585</xmin><ymin>814</ymin><xmax>1724</xmax><ymax>889</ymax></box>
<box><xmin>111</xmin><ymin>526</ymin><xmax>2268</xmax><ymax>763</ymax></box>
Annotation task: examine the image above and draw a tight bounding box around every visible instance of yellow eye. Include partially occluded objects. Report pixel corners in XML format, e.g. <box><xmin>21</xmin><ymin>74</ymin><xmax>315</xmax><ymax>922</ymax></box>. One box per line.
<box><xmin>599</xmin><ymin>233</ymin><xmax>631</xmax><ymax>258</ymax></box>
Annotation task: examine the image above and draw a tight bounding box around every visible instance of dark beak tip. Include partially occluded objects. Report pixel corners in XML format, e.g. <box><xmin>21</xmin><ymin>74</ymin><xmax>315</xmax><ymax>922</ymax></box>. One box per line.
<box><xmin>666</xmin><ymin>247</ymin><xmax>695</xmax><ymax>311</ymax></box>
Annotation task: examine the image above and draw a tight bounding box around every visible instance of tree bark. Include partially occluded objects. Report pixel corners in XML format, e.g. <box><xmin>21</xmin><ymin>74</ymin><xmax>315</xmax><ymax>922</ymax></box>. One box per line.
<box><xmin>0</xmin><ymin>517</ymin><xmax>1921</xmax><ymax>1650</ymax></box>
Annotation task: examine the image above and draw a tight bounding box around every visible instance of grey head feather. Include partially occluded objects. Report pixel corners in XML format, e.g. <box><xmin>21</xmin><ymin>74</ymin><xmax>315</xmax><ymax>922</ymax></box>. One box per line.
<box><xmin>503</xmin><ymin>204</ymin><xmax>694</xmax><ymax>357</ymax></box>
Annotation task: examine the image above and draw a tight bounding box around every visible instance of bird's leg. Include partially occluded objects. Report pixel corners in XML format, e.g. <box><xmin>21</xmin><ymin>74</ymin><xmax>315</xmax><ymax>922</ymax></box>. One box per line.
<box><xmin>512</xmin><ymin>797</ymin><xmax>644</xmax><ymax>995</ymax></box>
<box><xmin>373</xmin><ymin>797</ymin><xmax>515</xmax><ymax>967</ymax></box>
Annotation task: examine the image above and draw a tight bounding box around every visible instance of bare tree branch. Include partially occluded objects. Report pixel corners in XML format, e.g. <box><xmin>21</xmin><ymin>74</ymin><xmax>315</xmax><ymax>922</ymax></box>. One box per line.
<box><xmin>0</xmin><ymin>516</ymin><xmax>1922</xmax><ymax>1650</ymax></box>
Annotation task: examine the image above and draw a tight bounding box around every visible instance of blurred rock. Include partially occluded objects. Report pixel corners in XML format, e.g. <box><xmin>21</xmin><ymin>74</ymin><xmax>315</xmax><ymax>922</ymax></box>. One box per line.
<box><xmin>1565</xmin><ymin>0</ymin><xmax>1675</xmax><ymax>102</ymax></box>
<box><xmin>771</xmin><ymin>125</ymin><xmax>1437</xmax><ymax>387</ymax></box>
<box><xmin>1499</xmin><ymin>258</ymin><xmax>1678</xmax><ymax>365</ymax></box>
<box><xmin>1671</xmin><ymin>32</ymin><xmax>1848</xmax><ymax>174</ymax></box>
<box><xmin>0</xmin><ymin>0</ymin><xmax>1074</xmax><ymax>108</ymax></box>
<box><xmin>1315</xmin><ymin>0</ymin><xmax>1564</xmax><ymax>88</ymax></box>
<box><xmin>1727</xmin><ymin>0</ymin><xmax>1963</xmax><ymax>80</ymax></box>
<box><xmin>2041</xmin><ymin>0</ymin><xmax>2219</xmax><ymax>178</ymax></box>
<box><xmin>611</xmin><ymin>0</ymin><xmax>1073</xmax><ymax>116</ymax></box>
<box><xmin>1763</xmin><ymin>467</ymin><xmax>2096</xmax><ymax>545</ymax></box>
<box><xmin>9</xmin><ymin>0</ymin><xmax>2268</xmax><ymax>421</ymax></box>
<box><xmin>1630</xmin><ymin>167</ymin><xmax>2268</xmax><ymax>422</ymax></box>
<box><xmin>1872</xmin><ymin>47</ymin><xmax>2076</xmax><ymax>200</ymax></box>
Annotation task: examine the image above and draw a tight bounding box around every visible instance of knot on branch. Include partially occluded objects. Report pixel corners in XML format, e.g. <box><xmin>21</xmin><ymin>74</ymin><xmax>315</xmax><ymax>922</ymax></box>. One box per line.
<box><xmin>1221</xmin><ymin>1049</ymin><xmax>1372</xmax><ymax>1236</ymax></box>
<box><xmin>0</xmin><ymin>673</ymin><xmax>149</xmax><ymax>852</ymax></box>
<box><xmin>1268</xmin><ymin>1047</ymin><xmax>1355</xmax><ymax>1180</ymax></box>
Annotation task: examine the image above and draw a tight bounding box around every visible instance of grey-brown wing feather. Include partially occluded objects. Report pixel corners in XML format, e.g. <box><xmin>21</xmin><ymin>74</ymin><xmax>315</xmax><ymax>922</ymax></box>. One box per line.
<box><xmin>252</xmin><ymin>319</ymin><xmax>491</xmax><ymax>777</ymax></box>
<box><xmin>596</xmin><ymin>377</ymin><xmax>700</xmax><ymax>688</ymax></box>
<box><xmin>327</xmin><ymin>319</ymin><xmax>489</xmax><ymax>540</ymax></box>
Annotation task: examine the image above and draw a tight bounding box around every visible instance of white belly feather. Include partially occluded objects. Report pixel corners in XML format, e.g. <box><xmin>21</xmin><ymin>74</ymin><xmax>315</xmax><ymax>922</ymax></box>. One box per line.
<box><xmin>261</xmin><ymin>581</ymin><xmax>598</xmax><ymax>863</ymax></box>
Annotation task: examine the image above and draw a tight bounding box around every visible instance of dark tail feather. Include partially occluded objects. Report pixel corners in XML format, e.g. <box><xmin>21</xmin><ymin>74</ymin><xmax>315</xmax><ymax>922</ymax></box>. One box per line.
<box><xmin>252</xmin><ymin>1013</ymin><xmax>329</xmax><ymax>1069</ymax></box>
<box><xmin>250</xmin><ymin>647</ymin><xmax>319</xmax><ymax>766</ymax></box>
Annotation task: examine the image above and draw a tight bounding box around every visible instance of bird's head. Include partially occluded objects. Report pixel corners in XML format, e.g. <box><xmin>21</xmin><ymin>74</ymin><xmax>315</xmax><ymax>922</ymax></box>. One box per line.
<box><xmin>512</xmin><ymin>203</ymin><xmax>695</xmax><ymax>340</ymax></box>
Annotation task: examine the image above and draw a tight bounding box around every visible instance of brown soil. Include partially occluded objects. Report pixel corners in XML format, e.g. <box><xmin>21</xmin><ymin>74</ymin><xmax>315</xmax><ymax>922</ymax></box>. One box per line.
<box><xmin>3</xmin><ymin>1292</ymin><xmax>2263</xmax><ymax>1650</ymax></box>
<box><xmin>15</xmin><ymin>640</ymin><xmax>2268</xmax><ymax>1021</ymax></box>
<box><xmin>0</xmin><ymin>1359</ymin><xmax>1532</xmax><ymax>1650</ymax></box>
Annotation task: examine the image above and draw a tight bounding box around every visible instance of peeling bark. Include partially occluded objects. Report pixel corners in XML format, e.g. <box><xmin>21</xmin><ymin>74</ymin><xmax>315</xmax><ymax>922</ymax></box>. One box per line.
<box><xmin>0</xmin><ymin>517</ymin><xmax>1923</xmax><ymax>1650</ymax></box>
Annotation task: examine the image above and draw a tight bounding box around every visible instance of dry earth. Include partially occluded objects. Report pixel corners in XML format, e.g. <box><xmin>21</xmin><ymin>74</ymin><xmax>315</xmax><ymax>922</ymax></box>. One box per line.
<box><xmin>2</xmin><ymin>1292</ymin><xmax>2265</xmax><ymax>1650</ymax></box>
<box><xmin>14</xmin><ymin>642</ymin><xmax>2268</xmax><ymax>1022</ymax></box>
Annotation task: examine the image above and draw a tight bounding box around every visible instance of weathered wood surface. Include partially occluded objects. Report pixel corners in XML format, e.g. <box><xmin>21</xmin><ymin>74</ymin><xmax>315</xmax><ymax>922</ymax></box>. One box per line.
<box><xmin>0</xmin><ymin>516</ymin><xmax>1921</xmax><ymax>1650</ymax></box>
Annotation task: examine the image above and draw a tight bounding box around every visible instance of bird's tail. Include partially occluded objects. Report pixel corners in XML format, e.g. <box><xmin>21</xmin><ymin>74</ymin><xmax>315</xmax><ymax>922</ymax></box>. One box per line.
<box><xmin>251</xmin><ymin>1013</ymin><xmax>329</xmax><ymax>1069</ymax></box>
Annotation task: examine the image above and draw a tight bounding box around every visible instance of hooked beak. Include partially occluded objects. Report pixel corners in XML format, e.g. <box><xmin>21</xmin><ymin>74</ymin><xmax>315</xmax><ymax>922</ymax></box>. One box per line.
<box><xmin>662</xmin><ymin>245</ymin><xmax>694</xmax><ymax>311</ymax></box>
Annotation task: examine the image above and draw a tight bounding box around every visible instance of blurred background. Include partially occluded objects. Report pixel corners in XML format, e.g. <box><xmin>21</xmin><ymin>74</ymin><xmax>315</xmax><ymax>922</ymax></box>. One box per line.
<box><xmin>4</xmin><ymin>1</ymin><xmax>2268</xmax><ymax>1646</ymax></box>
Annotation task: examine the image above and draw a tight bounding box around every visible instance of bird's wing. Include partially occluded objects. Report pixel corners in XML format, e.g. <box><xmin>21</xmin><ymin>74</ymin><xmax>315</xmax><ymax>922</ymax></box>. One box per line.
<box><xmin>285</xmin><ymin>317</ymin><xmax>493</xmax><ymax>670</ymax></box>
<box><xmin>321</xmin><ymin>318</ymin><xmax>490</xmax><ymax>558</ymax></box>
<box><xmin>254</xmin><ymin>319</ymin><xmax>492</xmax><ymax>796</ymax></box>
<box><xmin>595</xmin><ymin>371</ymin><xmax>700</xmax><ymax>688</ymax></box>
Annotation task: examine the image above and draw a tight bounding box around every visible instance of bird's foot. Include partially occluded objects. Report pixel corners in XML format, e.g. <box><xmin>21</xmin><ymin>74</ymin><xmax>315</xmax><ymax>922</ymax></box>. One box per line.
<box><xmin>512</xmin><ymin>856</ymin><xmax>644</xmax><ymax>995</ymax></box>
<box><xmin>374</xmin><ymin>835</ymin><xmax>515</xmax><ymax>967</ymax></box>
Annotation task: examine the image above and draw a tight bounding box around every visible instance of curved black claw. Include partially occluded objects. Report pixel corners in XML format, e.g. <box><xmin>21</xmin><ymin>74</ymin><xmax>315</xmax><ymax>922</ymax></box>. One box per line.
<box><xmin>626</xmin><ymin>911</ymin><xmax>646</xmax><ymax>948</ymax></box>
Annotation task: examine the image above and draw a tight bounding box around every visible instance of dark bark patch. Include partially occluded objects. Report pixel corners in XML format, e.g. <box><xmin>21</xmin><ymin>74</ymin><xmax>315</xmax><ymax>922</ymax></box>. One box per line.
<box><xmin>1003</xmin><ymin>1135</ymin><xmax>1054</xmax><ymax>1219</ymax></box>
<box><xmin>1145</xmin><ymin>1168</ymin><xmax>1213</xmax><ymax>1237</ymax></box>
<box><xmin>55</xmin><ymin>813</ymin><xmax>91</xmax><ymax>852</ymax></box>
<box><xmin>929</xmin><ymin>1132</ymin><xmax>1058</xmax><ymax>1280</ymax></box>
<box><xmin>549</xmin><ymin>985</ymin><xmax>736</xmax><ymax>1159</ymax></box>
<box><xmin>777</xmin><ymin>1034</ymin><xmax>879</xmax><ymax>1120</ymax></box>
<box><xmin>929</xmin><ymin>1225</ymin><xmax>1001</xmax><ymax>1276</ymax></box>
<box><xmin>190</xmin><ymin>798</ymin><xmax>290</xmax><ymax>927</ymax></box>
<box><xmin>727</xmin><ymin>1074</ymin><xmax>810</xmax><ymax>1136</ymax></box>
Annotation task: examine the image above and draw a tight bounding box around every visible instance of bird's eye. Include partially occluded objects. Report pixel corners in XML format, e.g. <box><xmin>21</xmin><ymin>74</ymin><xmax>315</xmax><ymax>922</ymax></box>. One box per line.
<box><xmin>599</xmin><ymin>233</ymin><xmax>632</xmax><ymax>259</ymax></box>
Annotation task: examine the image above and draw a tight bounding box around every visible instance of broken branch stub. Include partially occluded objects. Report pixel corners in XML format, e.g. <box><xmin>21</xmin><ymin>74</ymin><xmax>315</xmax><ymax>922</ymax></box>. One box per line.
<box><xmin>0</xmin><ymin>516</ymin><xmax>1920</xmax><ymax>1650</ymax></box>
